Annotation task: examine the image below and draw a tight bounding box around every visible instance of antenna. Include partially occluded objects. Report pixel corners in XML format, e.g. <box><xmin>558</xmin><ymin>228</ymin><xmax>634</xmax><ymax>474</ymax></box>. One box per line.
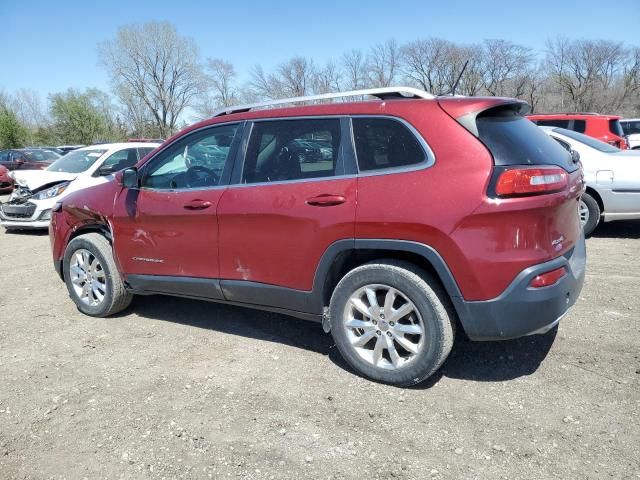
<box><xmin>450</xmin><ymin>60</ymin><xmax>469</xmax><ymax>96</ymax></box>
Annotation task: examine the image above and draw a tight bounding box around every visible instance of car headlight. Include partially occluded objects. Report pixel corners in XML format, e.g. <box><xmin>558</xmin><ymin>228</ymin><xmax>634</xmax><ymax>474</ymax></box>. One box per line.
<box><xmin>33</xmin><ymin>182</ymin><xmax>70</xmax><ymax>200</ymax></box>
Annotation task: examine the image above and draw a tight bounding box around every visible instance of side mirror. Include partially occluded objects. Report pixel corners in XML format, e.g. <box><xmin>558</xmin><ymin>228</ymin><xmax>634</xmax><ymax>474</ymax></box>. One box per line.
<box><xmin>121</xmin><ymin>168</ymin><xmax>139</xmax><ymax>189</ymax></box>
<box><xmin>570</xmin><ymin>149</ymin><xmax>580</xmax><ymax>163</ymax></box>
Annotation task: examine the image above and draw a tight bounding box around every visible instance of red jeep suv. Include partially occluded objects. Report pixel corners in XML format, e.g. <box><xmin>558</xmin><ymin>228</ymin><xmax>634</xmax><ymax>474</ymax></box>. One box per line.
<box><xmin>49</xmin><ymin>87</ymin><xmax>586</xmax><ymax>386</ymax></box>
<box><xmin>527</xmin><ymin>113</ymin><xmax>629</xmax><ymax>149</ymax></box>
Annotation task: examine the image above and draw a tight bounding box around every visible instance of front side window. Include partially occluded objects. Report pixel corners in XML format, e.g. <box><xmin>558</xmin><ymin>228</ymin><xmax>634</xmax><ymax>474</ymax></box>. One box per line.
<box><xmin>23</xmin><ymin>149</ymin><xmax>61</xmax><ymax>162</ymax></box>
<box><xmin>352</xmin><ymin>117</ymin><xmax>425</xmax><ymax>172</ymax></box>
<box><xmin>242</xmin><ymin>118</ymin><xmax>341</xmax><ymax>184</ymax></box>
<box><xmin>142</xmin><ymin>124</ymin><xmax>238</xmax><ymax>189</ymax></box>
<box><xmin>47</xmin><ymin>149</ymin><xmax>107</xmax><ymax>173</ymax></box>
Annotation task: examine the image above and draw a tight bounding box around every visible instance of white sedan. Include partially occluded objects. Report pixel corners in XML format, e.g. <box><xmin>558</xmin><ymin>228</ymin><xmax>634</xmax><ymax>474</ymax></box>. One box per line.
<box><xmin>540</xmin><ymin>126</ymin><xmax>640</xmax><ymax>235</ymax></box>
<box><xmin>0</xmin><ymin>142</ymin><xmax>159</xmax><ymax>230</ymax></box>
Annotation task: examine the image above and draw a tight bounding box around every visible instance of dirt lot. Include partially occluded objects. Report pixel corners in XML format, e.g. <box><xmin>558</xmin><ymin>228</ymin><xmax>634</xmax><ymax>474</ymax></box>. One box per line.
<box><xmin>0</xmin><ymin>202</ymin><xmax>638</xmax><ymax>480</ymax></box>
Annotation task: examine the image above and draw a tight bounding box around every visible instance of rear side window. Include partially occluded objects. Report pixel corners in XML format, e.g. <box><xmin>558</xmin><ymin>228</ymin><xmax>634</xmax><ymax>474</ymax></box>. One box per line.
<box><xmin>242</xmin><ymin>118</ymin><xmax>341</xmax><ymax>184</ymax></box>
<box><xmin>352</xmin><ymin>118</ymin><xmax>425</xmax><ymax>172</ymax></box>
<box><xmin>609</xmin><ymin>119</ymin><xmax>624</xmax><ymax>137</ymax></box>
<box><xmin>621</xmin><ymin>121</ymin><xmax>640</xmax><ymax>135</ymax></box>
<box><xmin>533</xmin><ymin>119</ymin><xmax>570</xmax><ymax>129</ymax></box>
<box><xmin>572</xmin><ymin>120</ymin><xmax>586</xmax><ymax>133</ymax></box>
<box><xmin>478</xmin><ymin>109</ymin><xmax>576</xmax><ymax>171</ymax></box>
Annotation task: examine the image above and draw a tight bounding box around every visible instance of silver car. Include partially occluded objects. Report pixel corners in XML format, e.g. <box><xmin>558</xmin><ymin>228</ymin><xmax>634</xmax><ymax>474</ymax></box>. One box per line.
<box><xmin>540</xmin><ymin>126</ymin><xmax>640</xmax><ymax>235</ymax></box>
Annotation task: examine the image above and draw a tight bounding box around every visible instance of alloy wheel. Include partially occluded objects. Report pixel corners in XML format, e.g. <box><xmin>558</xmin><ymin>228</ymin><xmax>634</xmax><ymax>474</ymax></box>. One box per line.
<box><xmin>578</xmin><ymin>200</ymin><xmax>589</xmax><ymax>227</ymax></box>
<box><xmin>343</xmin><ymin>284</ymin><xmax>426</xmax><ymax>370</ymax></box>
<box><xmin>69</xmin><ymin>249</ymin><xmax>107</xmax><ymax>307</ymax></box>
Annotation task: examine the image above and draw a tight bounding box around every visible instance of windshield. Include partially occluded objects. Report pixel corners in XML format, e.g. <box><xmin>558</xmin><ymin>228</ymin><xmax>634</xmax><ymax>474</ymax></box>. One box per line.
<box><xmin>553</xmin><ymin>128</ymin><xmax>620</xmax><ymax>153</ymax></box>
<box><xmin>46</xmin><ymin>149</ymin><xmax>108</xmax><ymax>173</ymax></box>
<box><xmin>22</xmin><ymin>149</ymin><xmax>61</xmax><ymax>162</ymax></box>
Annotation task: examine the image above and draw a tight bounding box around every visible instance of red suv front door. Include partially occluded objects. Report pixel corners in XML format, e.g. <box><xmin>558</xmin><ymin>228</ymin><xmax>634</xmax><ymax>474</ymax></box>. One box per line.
<box><xmin>112</xmin><ymin>123</ymin><xmax>241</xmax><ymax>278</ymax></box>
<box><xmin>217</xmin><ymin>117</ymin><xmax>356</xmax><ymax>291</ymax></box>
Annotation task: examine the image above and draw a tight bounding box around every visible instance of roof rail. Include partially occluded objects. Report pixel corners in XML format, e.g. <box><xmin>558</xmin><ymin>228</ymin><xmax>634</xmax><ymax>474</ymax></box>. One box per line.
<box><xmin>212</xmin><ymin>86</ymin><xmax>435</xmax><ymax>117</ymax></box>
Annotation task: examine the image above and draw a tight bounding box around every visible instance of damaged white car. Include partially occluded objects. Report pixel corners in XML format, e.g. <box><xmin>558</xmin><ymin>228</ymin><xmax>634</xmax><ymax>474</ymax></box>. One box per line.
<box><xmin>0</xmin><ymin>142</ymin><xmax>159</xmax><ymax>230</ymax></box>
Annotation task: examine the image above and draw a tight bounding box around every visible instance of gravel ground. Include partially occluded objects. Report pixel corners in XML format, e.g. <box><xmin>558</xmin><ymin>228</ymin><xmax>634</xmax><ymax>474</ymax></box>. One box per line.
<box><xmin>0</xmin><ymin>199</ymin><xmax>638</xmax><ymax>479</ymax></box>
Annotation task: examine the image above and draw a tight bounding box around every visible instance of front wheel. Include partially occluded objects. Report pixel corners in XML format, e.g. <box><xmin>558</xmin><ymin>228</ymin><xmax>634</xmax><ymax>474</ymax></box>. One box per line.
<box><xmin>579</xmin><ymin>193</ymin><xmax>601</xmax><ymax>237</ymax></box>
<box><xmin>329</xmin><ymin>260</ymin><xmax>455</xmax><ymax>387</ymax></box>
<box><xmin>63</xmin><ymin>233</ymin><xmax>133</xmax><ymax>317</ymax></box>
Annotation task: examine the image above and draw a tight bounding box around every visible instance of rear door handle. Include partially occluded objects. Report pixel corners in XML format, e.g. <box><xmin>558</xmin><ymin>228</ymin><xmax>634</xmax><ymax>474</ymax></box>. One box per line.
<box><xmin>183</xmin><ymin>199</ymin><xmax>212</xmax><ymax>210</ymax></box>
<box><xmin>306</xmin><ymin>194</ymin><xmax>346</xmax><ymax>207</ymax></box>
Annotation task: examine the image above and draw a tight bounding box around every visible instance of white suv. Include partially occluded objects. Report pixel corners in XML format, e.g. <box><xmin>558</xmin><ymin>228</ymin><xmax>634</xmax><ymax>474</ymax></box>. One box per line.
<box><xmin>0</xmin><ymin>142</ymin><xmax>159</xmax><ymax>230</ymax></box>
<box><xmin>621</xmin><ymin>119</ymin><xmax>640</xmax><ymax>150</ymax></box>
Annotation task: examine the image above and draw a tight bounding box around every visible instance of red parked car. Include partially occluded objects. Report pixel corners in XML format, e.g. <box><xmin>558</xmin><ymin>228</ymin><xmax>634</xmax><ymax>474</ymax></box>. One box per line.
<box><xmin>0</xmin><ymin>148</ymin><xmax>62</xmax><ymax>171</ymax></box>
<box><xmin>0</xmin><ymin>164</ymin><xmax>13</xmax><ymax>193</ymax></box>
<box><xmin>49</xmin><ymin>87</ymin><xmax>586</xmax><ymax>386</ymax></box>
<box><xmin>527</xmin><ymin>113</ymin><xmax>629</xmax><ymax>149</ymax></box>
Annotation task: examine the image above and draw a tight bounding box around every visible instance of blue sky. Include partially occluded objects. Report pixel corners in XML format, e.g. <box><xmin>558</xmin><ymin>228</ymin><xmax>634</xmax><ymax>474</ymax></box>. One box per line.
<box><xmin>1</xmin><ymin>0</ymin><xmax>639</xmax><ymax>100</ymax></box>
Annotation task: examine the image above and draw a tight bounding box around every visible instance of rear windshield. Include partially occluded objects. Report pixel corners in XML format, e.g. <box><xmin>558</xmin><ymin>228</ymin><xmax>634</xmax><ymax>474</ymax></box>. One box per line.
<box><xmin>609</xmin><ymin>119</ymin><xmax>624</xmax><ymax>137</ymax></box>
<box><xmin>476</xmin><ymin>109</ymin><xmax>576</xmax><ymax>171</ymax></box>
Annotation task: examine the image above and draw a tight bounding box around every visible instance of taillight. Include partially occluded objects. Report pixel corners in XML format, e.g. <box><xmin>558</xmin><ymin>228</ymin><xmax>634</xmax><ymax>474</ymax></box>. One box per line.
<box><xmin>529</xmin><ymin>267</ymin><xmax>567</xmax><ymax>288</ymax></box>
<box><xmin>495</xmin><ymin>166</ymin><xmax>568</xmax><ymax>198</ymax></box>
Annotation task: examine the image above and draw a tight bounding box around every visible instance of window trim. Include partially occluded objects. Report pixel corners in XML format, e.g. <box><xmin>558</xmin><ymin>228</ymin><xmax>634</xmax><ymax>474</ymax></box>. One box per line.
<box><xmin>349</xmin><ymin>115</ymin><xmax>435</xmax><ymax>176</ymax></box>
<box><xmin>138</xmin><ymin>122</ymin><xmax>244</xmax><ymax>192</ymax></box>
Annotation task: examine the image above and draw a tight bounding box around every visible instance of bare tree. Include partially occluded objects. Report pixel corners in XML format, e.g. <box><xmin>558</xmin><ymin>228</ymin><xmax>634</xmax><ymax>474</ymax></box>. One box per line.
<box><xmin>402</xmin><ymin>38</ymin><xmax>453</xmax><ymax>94</ymax></box>
<box><xmin>401</xmin><ymin>39</ymin><xmax>484</xmax><ymax>95</ymax></box>
<box><xmin>98</xmin><ymin>21</ymin><xmax>203</xmax><ymax>138</ymax></box>
<box><xmin>250</xmin><ymin>57</ymin><xmax>315</xmax><ymax>99</ymax></box>
<box><xmin>545</xmin><ymin>38</ymin><xmax>640</xmax><ymax>112</ymax></box>
<box><xmin>194</xmin><ymin>58</ymin><xmax>238</xmax><ymax>118</ymax></box>
<box><xmin>342</xmin><ymin>49</ymin><xmax>368</xmax><ymax>90</ymax></box>
<box><xmin>480</xmin><ymin>39</ymin><xmax>534</xmax><ymax>97</ymax></box>
<box><xmin>313</xmin><ymin>62</ymin><xmax>342</xmax><ymax>94</ymax></box>
<box><xmin>367</xmin><ymin>39</ymin><xmax>401</xmax><ymax>87</ymax></box>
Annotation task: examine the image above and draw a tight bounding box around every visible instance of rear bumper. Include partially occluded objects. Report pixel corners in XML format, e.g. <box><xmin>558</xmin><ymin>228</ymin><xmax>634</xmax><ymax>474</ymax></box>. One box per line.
<box><xmin>455</xmin><ymin>233</ymin><xmax>586</xmax><ymax>340</ymax></box>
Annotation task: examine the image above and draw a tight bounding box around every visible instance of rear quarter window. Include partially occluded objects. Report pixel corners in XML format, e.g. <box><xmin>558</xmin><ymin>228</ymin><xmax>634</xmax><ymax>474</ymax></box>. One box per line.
<box><xmin>352</xmin><ymin>117</ymin><xmax>426</xmax><ymax>172</ymax></box>
<box><xmin>477</xmin><ymin>110</ymin><xmax>577</xmax><ymax>171</ymax></box>
<box><xmin>609</xmin><ymin>119</ymin><xmax>624</xmax><ymax>137</ymax></box>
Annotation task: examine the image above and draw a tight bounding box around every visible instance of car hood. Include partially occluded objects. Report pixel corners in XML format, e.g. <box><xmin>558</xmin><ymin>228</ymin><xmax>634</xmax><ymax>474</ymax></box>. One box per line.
<box><xmin>11</xmin><ymin>170</ymin><xmax>77</xmax><ymax>190</ymax></box>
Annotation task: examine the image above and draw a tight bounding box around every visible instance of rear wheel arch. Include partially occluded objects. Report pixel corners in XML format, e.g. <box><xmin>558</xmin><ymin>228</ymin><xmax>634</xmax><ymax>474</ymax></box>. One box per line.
<box><xmin>585</xmin><ymin>186</ymin><xmax>604</xmax><ymax>213</ymax></box>
<box><xmin>314</xmin><ymin>240</ymin><xmax>464</xmax><ymax>328</ymax></box>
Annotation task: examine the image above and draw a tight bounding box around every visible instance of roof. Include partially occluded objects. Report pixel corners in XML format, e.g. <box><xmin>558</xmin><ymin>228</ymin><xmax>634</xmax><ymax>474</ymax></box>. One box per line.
<box><xmin>165</xmin><ymin>95</ymin><xmax>525</xmax><ymax>148</ymax></box>
<box><xmin>528</xmin><ymin>112</ymin><xmax>621</xmax><ymax>120</ymax></box>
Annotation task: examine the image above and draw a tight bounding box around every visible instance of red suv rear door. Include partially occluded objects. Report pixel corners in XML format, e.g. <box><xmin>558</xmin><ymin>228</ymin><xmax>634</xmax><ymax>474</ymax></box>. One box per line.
<box><xmin>112</xmin><ymin>123</ymin><xmax>242</xmax><ymax>279</ymax></box>
<box><xmin>217</xmin><ymin>117</ymin><xmax>357</xmax><ymax>295</ymax></box>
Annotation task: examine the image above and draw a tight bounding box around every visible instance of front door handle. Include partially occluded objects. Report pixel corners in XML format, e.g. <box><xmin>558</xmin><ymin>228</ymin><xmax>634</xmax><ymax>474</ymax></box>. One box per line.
<box><xmin>306</xmin><ymin>194</ymin><xmax>346</xmax><ymax>207</ymax></box>
<box><xmin>183</xmin><ymin>199</ymin><xmax>212</xmax><ymax>210</ymax></box>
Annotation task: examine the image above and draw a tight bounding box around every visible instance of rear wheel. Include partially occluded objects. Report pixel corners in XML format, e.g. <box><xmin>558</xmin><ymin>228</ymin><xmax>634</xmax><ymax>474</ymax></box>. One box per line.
<box><xmin>579</xmin><ymin>193</ymin><xmax>601</xmax><ymax>237</ymax></box>
<box><xmin>329</xmin><ymin>260</ymin><xmax>454</xmax><ymax>387</ymax></box>
<box><xmin>63</xmin><ymin>233</ymin><xmax>132</xmax><ymax>317</ymax></box>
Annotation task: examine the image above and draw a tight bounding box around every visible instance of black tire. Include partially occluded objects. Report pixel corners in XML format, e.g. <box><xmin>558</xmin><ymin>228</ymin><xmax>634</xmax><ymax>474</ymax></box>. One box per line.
<box><xmin>63</xmin><ymin>233</ymin><xmax>133</xmax><ymax>317</ymax></box>
<box><xmin>329</xmin><ymin>260</ymin><xmax>455</xmax><ymax>387</ymax></box>
<box><xmin>580</xmin><ymin>193</ymin><xmax>601</xmax><ymax>237</ymax></box>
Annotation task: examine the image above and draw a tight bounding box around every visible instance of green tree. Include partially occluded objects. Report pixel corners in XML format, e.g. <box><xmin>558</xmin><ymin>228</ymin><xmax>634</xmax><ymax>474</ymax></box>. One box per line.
<box><xmin>49</xmin><ymin>88</ymin><xmax>122</xmax><ymax>144</ymax></box>
<box><xmin>0</xmin><ymin>105</ymin><xmax>27</xmax><ymax>148</ymax></box>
